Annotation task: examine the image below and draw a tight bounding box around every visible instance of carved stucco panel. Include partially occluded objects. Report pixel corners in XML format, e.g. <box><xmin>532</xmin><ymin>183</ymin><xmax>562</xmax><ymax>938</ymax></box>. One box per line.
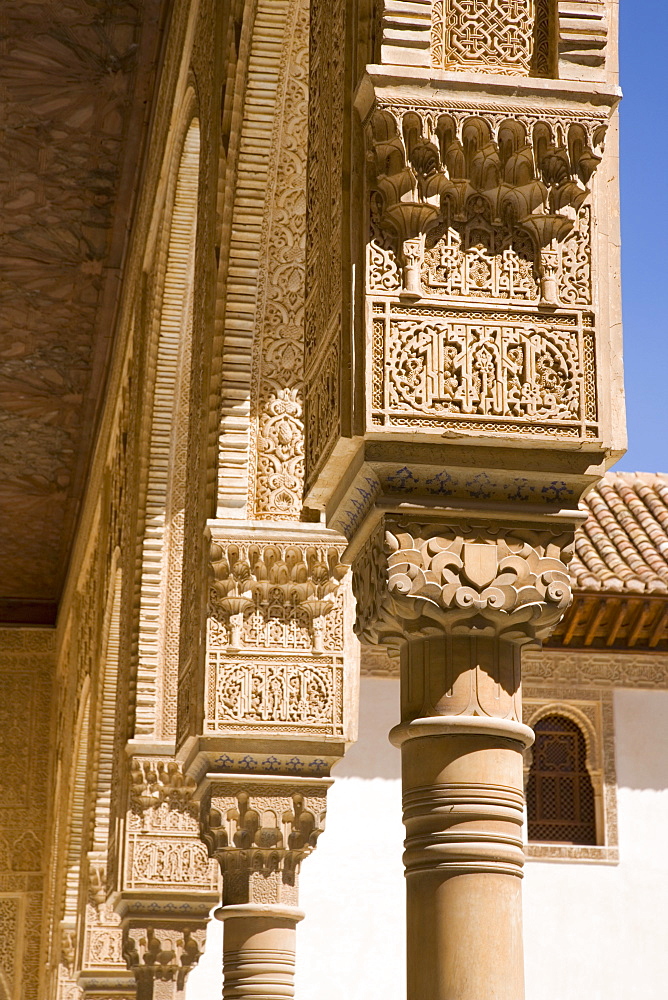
<box><xmin>0</xmin><ymin>630</ymin><xmax>53</xmax><ymax>1000</ymax></box>
<box><xmin>432</xmin><ymin>0</ymin><xmax>536</xmax><ymax>75</ymax></box>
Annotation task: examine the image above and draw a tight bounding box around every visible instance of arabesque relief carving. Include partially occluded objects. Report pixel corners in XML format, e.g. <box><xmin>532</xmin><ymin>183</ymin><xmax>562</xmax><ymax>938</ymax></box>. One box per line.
<box><xmin>372</xmin><ymin>306</ymin><xmax>596</xmax><ymax>437</ymax></box>
<box><xmin>369</xmin><ymin>200</ymin><xmax>592</xmax><ymax>307</ymax></box>
<box><xmin>303</xmin><ymin>0</ymin><xmax>346</xmax><ymax>488</ymax></box>
<box><xmin>363</xmin><ymin>104</ymin><xmax>604</xmax><ymax>445</ymax></box>
<box><xmin>353</xmin><ymin>518</ymin><xmax>574</xmax><ymax>649</ymax></box>
<box><xmin>208</xmin><ymin>656</ymin><xmax>342</xmax><ymax>735</ymax></box>
<box><xmin>250</xmin><ymin>0</ymin><xmax>310</xmax><ymax>520</ymax></box>
<box><xmin>205</xmin><ymin>535</ymin><xmax>347</xmax><ymax>737</ymax></box>
<box><xmin>80</xmin><ymin>867</ymin><xmax>128</xmax><ymax>995</ymax></box>
<box><xmin>0</xmin><ymin>631</ymin><xmax>52</xmax><ymax>1000</ymax></box>
<box><xmin>432</xmin><ymin>0</ymin><xmax>536</xmax><ymax>76</ymax></box>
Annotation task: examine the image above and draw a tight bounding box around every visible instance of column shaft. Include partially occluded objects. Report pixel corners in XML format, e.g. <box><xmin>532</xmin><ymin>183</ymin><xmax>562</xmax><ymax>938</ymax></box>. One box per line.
<box><xmin>392</xmin><ymin>635</ymin><xmax>534</xmax><ymax>1000</ymax></box>
<box><xmin>218</xmin><ymin>905</ymin><xmax>303</xmax><ymax>1000</ymax></box>
<box><xmin>402</xmin><ymin>732</ymin><xmax>527</xmax><ymax>1000</ymax></box>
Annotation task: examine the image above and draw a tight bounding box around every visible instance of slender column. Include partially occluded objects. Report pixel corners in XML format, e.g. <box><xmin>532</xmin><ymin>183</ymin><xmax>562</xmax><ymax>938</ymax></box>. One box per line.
<box><xmin>392</xmin><ymin>637</ymin><xmax>534</xmax><ymax>1000</ymax></box>
<box><xmin>354</xmin><ymin>518</ymin><xmax>575</xmax><ymax>1000</ymax></box>
<box><xmin>217</xmin><ymin>905</ymin><xmax>303</xmax><ymax>1000</ymax></box>
<box><xmin>200</xmin><ymin>775</ymin><xmax>330</xmax><ymax>1000</ymax></box>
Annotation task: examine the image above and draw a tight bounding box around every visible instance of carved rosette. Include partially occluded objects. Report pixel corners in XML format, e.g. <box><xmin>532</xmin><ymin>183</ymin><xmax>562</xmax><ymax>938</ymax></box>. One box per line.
<box><xmin>200</xmin><ymin>777</ymin><xmax>330</xmax><ymax>907</ymax></box>
<box><xmin>353</xmin><ymin>517</ymin><xmax>574</xmax><ymax>650</ymax></box>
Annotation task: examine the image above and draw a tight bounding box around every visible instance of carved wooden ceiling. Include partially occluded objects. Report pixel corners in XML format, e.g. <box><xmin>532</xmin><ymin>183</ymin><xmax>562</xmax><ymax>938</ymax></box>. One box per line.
<box><xmin>0</xmin><ymin>1</ymin><xmax>164</xmax><ymax>623</ymax></box>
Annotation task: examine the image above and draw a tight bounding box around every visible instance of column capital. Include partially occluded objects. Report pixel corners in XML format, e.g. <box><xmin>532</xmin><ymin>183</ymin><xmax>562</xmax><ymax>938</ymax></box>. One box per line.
<box><xmin>128</xmin><ymin>757</ymin><xmax>198</xmax><ymax>812</ymax></box>
<box><xmin>353</xmin><ymin>514</ymin><xmax>575</xmax><ymax>649</ymax></box>
<box><xmin>199</xmin><ymin>774</ymin><xmax>331</xmax><ymax>907</ymax></box>
<box><xmin>122</xmin><ymin>924</ymin><xmax>206</xmax><ymax>998</ymax></box>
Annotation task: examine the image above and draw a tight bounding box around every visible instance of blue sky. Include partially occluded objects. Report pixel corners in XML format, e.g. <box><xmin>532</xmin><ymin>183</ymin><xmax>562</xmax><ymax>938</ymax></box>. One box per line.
<box><xmin>614</xmin><ymin>1</ymin><xmax>668</xmax><ymax>471</ymax></box>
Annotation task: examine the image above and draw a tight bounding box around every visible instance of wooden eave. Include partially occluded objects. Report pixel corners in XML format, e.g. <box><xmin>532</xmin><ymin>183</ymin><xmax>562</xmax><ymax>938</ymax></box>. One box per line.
<box><xmin>547</xmin><ymin>591</ymin><xmax>668</xmax><ymax>651</ymax></box>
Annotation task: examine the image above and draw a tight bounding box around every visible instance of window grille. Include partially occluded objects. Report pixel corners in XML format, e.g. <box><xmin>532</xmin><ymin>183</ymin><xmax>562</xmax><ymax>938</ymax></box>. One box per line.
<box><xmin>526</xmin><ymin>714</ymin><xmax>597</xmax><ymax>844</ymax></box>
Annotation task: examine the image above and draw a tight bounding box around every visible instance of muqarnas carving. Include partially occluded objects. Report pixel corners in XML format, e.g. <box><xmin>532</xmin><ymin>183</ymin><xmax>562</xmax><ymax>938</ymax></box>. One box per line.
<box><xmin>124</xmin><ymin>759</ymin><xmax>219</xmax><ymax>892</ymax></box>
<box><xmin>205</xmin><ymin>538</ymin><xmax>346</xmax><ymax>736</ymax></box>
<box><xmin>367</xmin><ymin>107</ymin><xmax>604</xmax><ymax>306</ymax></box>
<box><xmin>209</xmin><ymin>539</ymin><xmax>346</xmax><ymax>652</ymax></box>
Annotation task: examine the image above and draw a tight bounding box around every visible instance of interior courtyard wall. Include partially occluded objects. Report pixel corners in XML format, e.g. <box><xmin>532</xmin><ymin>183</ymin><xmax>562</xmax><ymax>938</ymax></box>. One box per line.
<box><xmin>0</xmin><ymin>629</ymin><xmax>54</xmax><ymax>1000</ymax></box>
<box><xmin>292</xmin><ymin>677</ymin><xmax>668</xmax><ymax>1000</ymax></box>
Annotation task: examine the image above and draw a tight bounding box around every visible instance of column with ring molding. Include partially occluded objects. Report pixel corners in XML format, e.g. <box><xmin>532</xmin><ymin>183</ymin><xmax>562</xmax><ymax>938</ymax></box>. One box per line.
<box><xmin>353</xmin><ymin>517</ymin><xmax>575</xmax><ymax>999</ymax></box>
<box><xmin>200</xmin><ymin>775</ymin><xmax>330</xmax><ymax>1000</ymax></box>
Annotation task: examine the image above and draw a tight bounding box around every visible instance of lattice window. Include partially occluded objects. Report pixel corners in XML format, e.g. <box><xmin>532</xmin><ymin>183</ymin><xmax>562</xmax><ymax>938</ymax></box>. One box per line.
<box><xmin>526</xmin><ymin>714</ymin><xmax>597</xmax><ymax>844</ymax></box>
<box><xmin>431</xmin><ymin>0</ymin><xmax>557</xmax><ymax>78</ymax></box>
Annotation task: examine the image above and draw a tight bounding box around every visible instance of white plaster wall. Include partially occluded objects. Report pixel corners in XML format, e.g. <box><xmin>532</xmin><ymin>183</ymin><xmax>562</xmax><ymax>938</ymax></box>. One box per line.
<box><xmin>187</xmin><ymin>682</ymin><xmax>668</xmax><ymax>999</ymax></box>
<box><xmin>524</xmin><ymin>688</ymin><xmax>668</xmax><ymax>1000</ymax></box>
<box><xmin>296</xmin><ymin>677</ymin><xmax>405</xmax><ymax>999</ymax></box>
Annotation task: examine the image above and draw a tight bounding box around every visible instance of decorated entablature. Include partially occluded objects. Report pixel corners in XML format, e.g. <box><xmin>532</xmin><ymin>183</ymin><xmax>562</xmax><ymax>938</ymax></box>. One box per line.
<box><xmin>304</xmin><ymin>69</ymin><xmax>623</xmax><ymax>548</ymax></box>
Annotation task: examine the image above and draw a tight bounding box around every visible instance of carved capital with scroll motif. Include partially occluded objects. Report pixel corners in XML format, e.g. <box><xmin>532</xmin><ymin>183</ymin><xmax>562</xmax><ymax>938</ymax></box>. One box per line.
<box><xmin>353</xmin><ymin>516</ymin><xmax>574</xmax><ymax>650</ymax></box>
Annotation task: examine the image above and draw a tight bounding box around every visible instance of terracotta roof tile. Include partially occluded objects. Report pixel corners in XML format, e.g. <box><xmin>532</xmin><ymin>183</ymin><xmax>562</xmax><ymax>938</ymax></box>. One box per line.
<box><xmin>572</xmin><ymin>473</ymin><xmax>668</xmax><ymax>595</ymax></box>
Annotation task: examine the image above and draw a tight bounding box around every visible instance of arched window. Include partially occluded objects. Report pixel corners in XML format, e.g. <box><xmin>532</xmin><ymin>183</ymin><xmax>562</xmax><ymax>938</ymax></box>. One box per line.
<box><xmin>526</xmin><ymin>714</ymin><xmax>597</xmax><ymax>845</ymax></box>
